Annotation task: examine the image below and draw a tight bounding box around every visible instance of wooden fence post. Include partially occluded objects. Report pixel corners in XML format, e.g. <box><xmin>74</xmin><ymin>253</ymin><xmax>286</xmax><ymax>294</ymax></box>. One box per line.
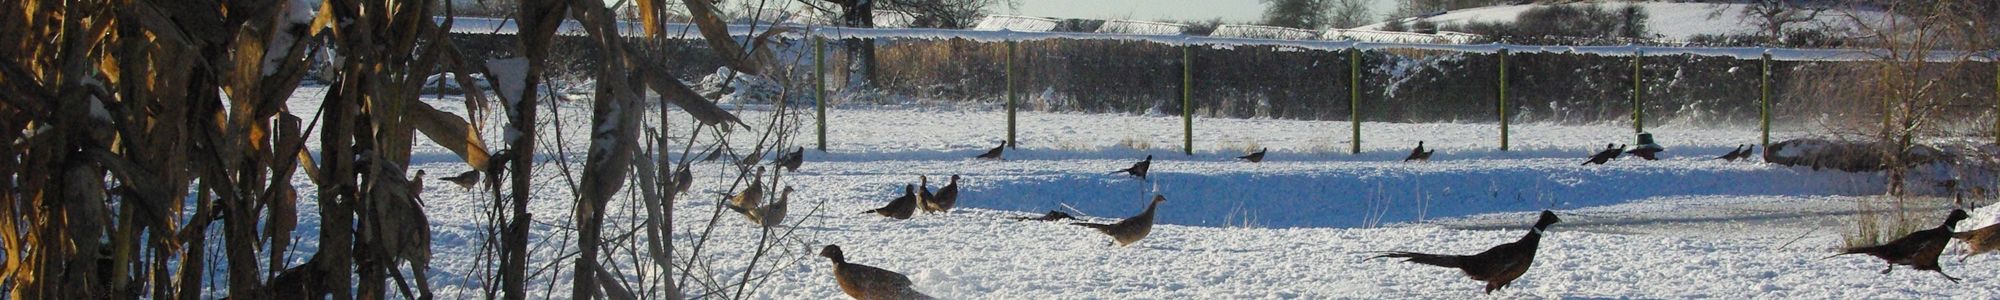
<box><xmin>1498</xmin><ymin>49</ymin><xmax>1510</xmax><ymax>151</ymax></box>
<box><xmin>1007</xmin><ymin>41</ymin><xmax>1018</xmax><ymax>148</ymax></box>
<box><xmin>1760</xmin><ymin>52</ymin><xmax>1771</xmax><ymax>148</ymax></box>
<box><xmin>815</xmin><ymin>37</ymin><xmax>828</xmax><ymax>151</ymax></box>
<box><xmin>1632</xmin><ymin>50</ymin><xmax>1644</xmax><ymax>136</ymax></box>
<box><xmin>1350</xmin><ymin>48</ymin><xmax>1362</xmax><ymax>154</ymax></box>
<box><xmin>1183</xmin><ymin>45</ymin><xmax>1194</xmax><ymax>155</ymax></box>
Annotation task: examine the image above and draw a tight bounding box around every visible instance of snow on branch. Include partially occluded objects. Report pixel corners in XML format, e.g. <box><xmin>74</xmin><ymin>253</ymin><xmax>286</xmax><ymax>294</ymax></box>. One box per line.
<box><xmin>972</xmin><ymin>15</ymin><xmax>1061</xmax><ymax>32</ymax></box>
<box><xmin>1095</xmin><ymin>20</ymin><xmax>1186</xmax><ymax>36</ymax></box>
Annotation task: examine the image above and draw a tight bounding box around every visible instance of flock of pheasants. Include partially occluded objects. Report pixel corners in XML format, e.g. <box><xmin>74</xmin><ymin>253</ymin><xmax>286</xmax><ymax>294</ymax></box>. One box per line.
<box><xmin>424</xmin><ymin>139</ymin><xmax>1977</xmax><ymax>298</ymax></box>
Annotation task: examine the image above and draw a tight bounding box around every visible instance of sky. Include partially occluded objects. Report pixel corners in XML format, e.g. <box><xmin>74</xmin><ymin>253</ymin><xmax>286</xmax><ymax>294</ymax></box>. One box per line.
<box><xmin>1005</xmin><ymin>0</ymin><xmax>1401</xmax><ymax>24</ymax></box>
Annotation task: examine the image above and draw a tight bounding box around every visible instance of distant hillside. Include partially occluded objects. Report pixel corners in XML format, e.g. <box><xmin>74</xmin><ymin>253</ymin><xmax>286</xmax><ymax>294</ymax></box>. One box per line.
<box><xmin>1358</xmin><ymin>2</ymin><xmax>1888</xmax><ymax>41</ymax></box>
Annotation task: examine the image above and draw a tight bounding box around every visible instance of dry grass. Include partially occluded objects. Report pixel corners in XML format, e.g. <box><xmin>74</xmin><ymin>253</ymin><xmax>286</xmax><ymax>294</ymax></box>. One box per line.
<box><xmin>1222</xmin><ymin>140</ymin><xmax>1262</xmax><ymax>156</ymax></box>
<box><xmin>1842</xmin><ymin>195</ymin><xmax>1949</xmax><ymax>249</ymax></box>
<box><xmin>1304</xmin><ymin>133</ymin><xmax>1347</xmax><ymax>155</ymax></box>
<box><xmin>1222</xmin><ymin>203</ymin><xmax>1265</xmax><ymax>229</ymax></box>
<box><xmin>1115</xmin><ymin>135</ymin><xmax>1155</xmax><ymax>151</ymax></box>
<box><xmin>1051</xmin><ymin>137</ymin><xmax>1091</xmax><ymax>152</ymax></box>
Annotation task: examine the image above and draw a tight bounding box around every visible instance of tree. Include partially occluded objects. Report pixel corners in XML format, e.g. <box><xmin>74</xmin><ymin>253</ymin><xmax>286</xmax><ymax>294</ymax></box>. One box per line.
<box><xmin>1392</xmin><ymin>0</ymin><xmax>1486</xmax><ymax>19</ymax></box>
<box><xmin>1410</xmin><ymin>18</ymin><xmax>1438</xmax><ymax>34</ymax></box>
<box><xmin>812</xmin><ymin>0</ymin><xmax>880</xmax><ymax>87</ymax></box>
<box><xmin>1262</xmin><ymin>0</ymin><xmax>1333</xmax><ymax>30</ymax></box>
<box><xmin>1328</xmin><ymin>0</ymin><xmax>1373</xmax><ymax>29</ymax></box>
<box><xmin>1453</xmin><ymin>4</ymin><xmax>1649</xmax><ymax>44</ymax></box>
<box><xmin>1737</xmin><ymin>0</ymin><xmax>1833</xmax><ymax>44</ymax></box>
<box><xmin>1616</xmin><ymin>5</ymin><xmax>1648</xmax><ymax>39</ymax></box>
<box><xmin>881</xmin><ymin>0</ymin><xmax>1017</xmax><ymax>29</ymax></box>
<box><xmin>1381</xmin><ymin>18</ymin><xmax>1408</xmax><ymax>32</ymax></box>
<box><xmin>1845</xmin><ymin>0</ymin><xmax>1991</xmax><ymax>196</ymax></box>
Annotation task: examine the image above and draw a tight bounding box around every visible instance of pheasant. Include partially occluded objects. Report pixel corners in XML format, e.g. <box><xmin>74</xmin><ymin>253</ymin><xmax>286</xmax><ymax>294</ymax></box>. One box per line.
<box><xmin>410</xmin><ymin>170</ymin><xmax>426</xmax><ymax>198</ymax></box>
<box><xmin>820</xmin><ymin>245</ymin><xmax>931</xmax><ymax>300</ymax></box>
<box><xmin>916</xmin><ymin>175</ymin><xmax>936</xmax><ymax>212</ymax></box>
<box><xmin>670</xmin><ymin>164</ymin><xmax>695</xmax><ymax>194</ymax></box>
<box><xmin>1072</xmin><ymin>195</ymin><xmax>1166</xmax><ymax>246</ymax></box>
<box><xmin>922</xmin><ymin>175</ymin><xmax>960</xmax><ymax>214</ymax></box>
<box><xmin>1581</xmin><ymin>144</ymin><xmax>1626</xmax><ymax>165</ymax></box>
<box><xmin>727</xmin><ymin>186</ymin><xmax>792</xmax><ymax>228</ymax></box>
<box><xmin>1237</xmin><ymin>148</ymin><xmax>1267</xmax><ymax>163</ymax></box>
<box><xmin>1715</xmin><ymin>144</ymin><xmax>1745</xmax><ymax>161</ymax></box>
<box><xmin>1112</xmin><ymin>155</ymin><xmax>1152</xmax><ymax>179</ymax></box>
<box><xmin>1954</xmin><ymin>222</ymin><xmax>2000</xmax><ymax>262</ymax></box>
<box><xmin>1404</xmin><ymin>141</ymin><xmax>1434</xmax><ymax>162</ymax></box>
<box><xmin>1826</xmin><ymin>208</ymin><xmax>1969</xmax><ymax>283</ymax></box>
<box><xmin>1949</xmin><ymin>193</ymin><xmax>2000</xmax><ymax>262</ymax></box>
<box><xmin>1373</xmin><ymin>210</ymin><xmax>1561</xmax><ymax>294</ymax></box>
<box><xmin>774</xmin><ymin>146</ymin><xmax>804</xmax><ymax>172</ymax></box>
<box><xmin>975</xmin><ymin>142</ymin><xmax>1005</xmax><ymax>160</ymax></box>
<box><xmin>268</xmin><ymin>254</ymin><xmax>327</xmax><ymax>298</ymax></box>
<box><xmin>439</xmin><ymin>170</ymin><xmax>480</xmax><ymax>190</ymax></box>
<box><xmin>1727</xmin><ymin>145</ymin><xmax>1757</xmax><ymax>162</ymax></box>
<box><xmin>1011</xmin><ymin>210</ymin><xmax>1077</xmax><ymax>222</ymax></box>
<box><xmin>729</xmin><ymin>167</ymin><xmax>766</xmax><ymax>209</ymax></box>
<box><xmin>863</xmin><ymin>184</ymin><xmax>919</xmax><ymax>220</ymax></box>
<box><xmin>365</xmin><ymin>169</ymin><xmax>435</xmax><ymax>299</ymax></box>
<box><xmin>703</xmin><ymin>147</ymin><xmax>726</xmax><ymax>161</ymax></box>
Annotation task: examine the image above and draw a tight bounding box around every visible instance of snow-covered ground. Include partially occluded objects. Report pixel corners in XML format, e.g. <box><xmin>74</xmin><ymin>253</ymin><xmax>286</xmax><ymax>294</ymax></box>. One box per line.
<box><xmin>1359</xmin><ymin>2</ymin><xmax>1891</xmax><ymax>41</ymax></box>
<box><xmin>272</xmin><ymin>85</ymin><xmax>2000</xmax><ymax>298</ymax></box>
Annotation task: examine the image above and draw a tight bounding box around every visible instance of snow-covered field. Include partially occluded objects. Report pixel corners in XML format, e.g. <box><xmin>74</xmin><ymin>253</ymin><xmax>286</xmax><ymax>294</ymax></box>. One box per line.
<box><xmin>1360</xmin><ymin>2</ymin><xmax>1891</xmax><ymax>41</ymax></box>
<box><xmin>275</xmin><ymin>85</ymin><xmax>2000</xmax><ymax>299</ymax></box>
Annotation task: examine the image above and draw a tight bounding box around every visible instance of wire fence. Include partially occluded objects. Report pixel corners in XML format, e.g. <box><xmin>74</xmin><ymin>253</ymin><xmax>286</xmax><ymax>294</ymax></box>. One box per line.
<box><xmin>438</xmin><ymin>20</ymin><xmax>2000</xmax><ymax>154</ymax></box>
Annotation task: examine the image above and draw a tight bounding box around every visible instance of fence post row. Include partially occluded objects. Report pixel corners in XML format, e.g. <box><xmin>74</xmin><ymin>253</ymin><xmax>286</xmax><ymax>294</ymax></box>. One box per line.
<box><xmin>1760</xmin><ymin>52</ymin><xmax>1771</xmax><ymax>149</ymax></box>
<box><xmin>1006</xmin><ymin>41</ymin><xmax>1018</xmax><ymax>149</ymax></box>
<box><xmin>1498</xmin><ymin>48</ymin><xmax>1510</xmax><ymax>151</ymax></box>
<box><xmin>797</xmin><ymin>33</ymin><xmax>1886</xmax><ymax>155</ymax></box>
<box><xmin>1632</xmin><ymin>50</ymin><xmax>1644</xmax><ymax>136</ymax></box>
<box><xmin>1183</xmin><ymin>44</ymin><xmax>1194</xmax><ymax>156</ymax></box>
<box><xmin>815</xmin><ymin>37</ymin><xmax>828</xmax><ymax>151</ymax></box>
<box><xmin>1350</xmin><ymin>48</ymin><xmax>1362</xmax><ymax>155</ymax></box>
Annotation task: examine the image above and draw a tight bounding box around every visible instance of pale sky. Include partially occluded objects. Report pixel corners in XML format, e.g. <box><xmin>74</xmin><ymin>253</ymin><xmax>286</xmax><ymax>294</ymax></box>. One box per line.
<box><xmin>1004</xmin><ymin>0</ymin><xmax>1400</xmax><ymax>24</ymax></box>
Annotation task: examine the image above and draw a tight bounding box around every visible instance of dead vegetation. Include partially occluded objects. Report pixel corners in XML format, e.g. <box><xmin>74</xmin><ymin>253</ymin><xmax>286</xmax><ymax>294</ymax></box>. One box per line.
<box><xmin>0</xmin><ymin>0</ymin><xmax>807</xmax><ymax>298</ymax></box>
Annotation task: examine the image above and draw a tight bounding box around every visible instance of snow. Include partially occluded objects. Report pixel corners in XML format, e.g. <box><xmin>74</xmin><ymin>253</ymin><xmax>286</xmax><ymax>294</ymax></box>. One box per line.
<box><xmin>1095</xmin><ymin>20</ymin><xmax>1187</xmax><ymax>36</ymax></box>
<box><xmin>1436</xmin><ymin>31</ymin><xmax>1482</xmax><ymax>44</ymax></box>
<box><xmin>445</xmin><ymin>16</ymin><xmax>640</xmax><ymax>36</ymax></box>
<box><xmin>802</xmin><ymin>26</ymin><xmax>1976</xmax><ymax>62</ymax></box>
<box><xmin>484</xmin><ymin>57</ymin><xmax>529</xmax><ymax>107</ymax></box>
<box><xmin>802</xmin><ymin>10</ymin><xmax>917</xmax><ymax>28</ymax></box>
<box><xmin>421</xmin><ymin>72</ymin><xmax>491</xmax><ymax>94</ymax></box>
<box><xmin>261</xmin><ymin>0</ymin><xmax>317</xmax><ymax>76</ymax></box>
<box><xmin>252</xmin><ymin>81</ymin><xmax>2000</xmax><ymax>298</ymax></box>
<box><xmin>1208</xmin><ymin>24</ymin><xmax>1317</xmax><ymax>40</ymax></box>
<box><xmin>1358</xmin><ymin>2</ymin><xmax>1890</xmax><ymax>42</ymax></box>
<box><xmin>872</xmin><ymin>10</ymin><xmax>917</xmax><ymax>29</ymax></box>
<box><xmin>441</xmin><ymin>16</ymin><xmax>1986</xmax><ymax>63</ymax></box>
<box><xmin>483</xmin><ymin>57</ymin><xmax>528</xmax><ymax>145</ymax></box>
<box><xmin>972</xmin><ymin>15</ymin><xmax>1062</xmax><ymax>32</ymax></box>
<box><xmin>1323</xmin><ymin>29</ymin><xmax>1468</xmax><ymax>44</ymax></box>
<box><xmin>695</xmin><ymin>67</ymin><xmax>782</xmax><ymax>105</ymax></box>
